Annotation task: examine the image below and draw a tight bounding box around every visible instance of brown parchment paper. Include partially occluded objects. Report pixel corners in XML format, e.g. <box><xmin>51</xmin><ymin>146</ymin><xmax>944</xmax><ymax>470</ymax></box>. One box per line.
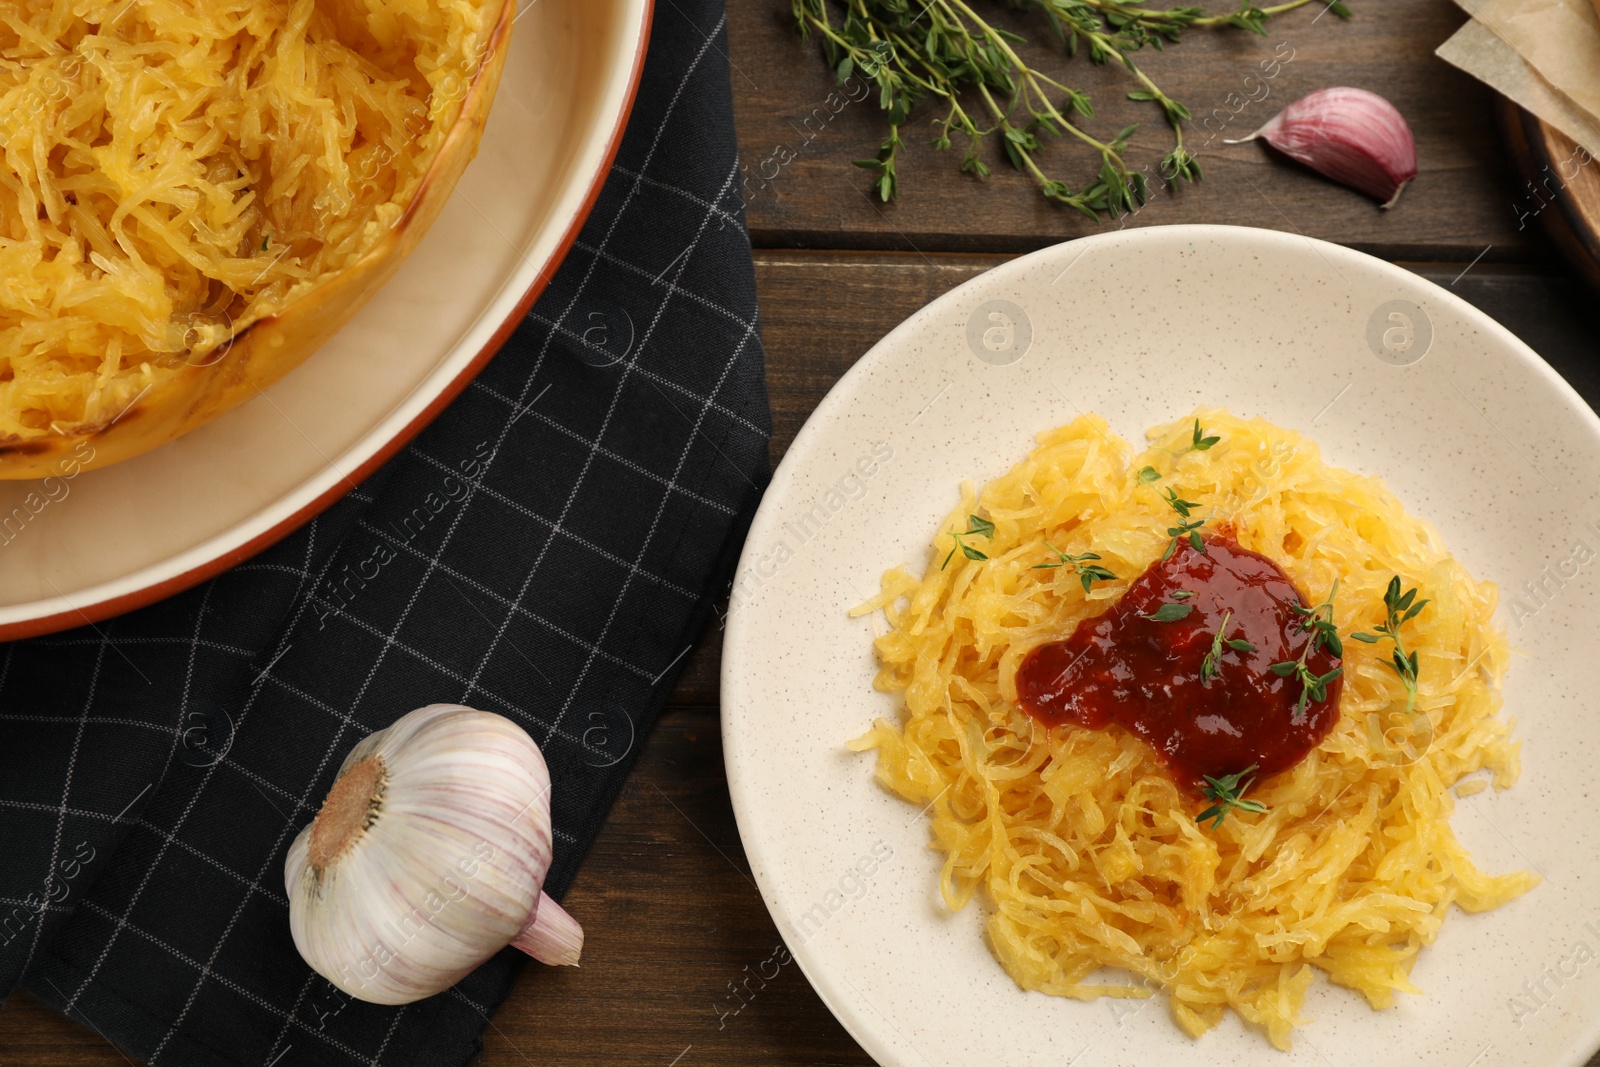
<box><xmin>1436</xmin><ymin>0</ymin><xmax>1600</xmax><ymax>155</ymax></box>
<box><xmin>1438</xmin><ymin>19</ymin><xmax>1600</xmax><ymax>156</ymax></box>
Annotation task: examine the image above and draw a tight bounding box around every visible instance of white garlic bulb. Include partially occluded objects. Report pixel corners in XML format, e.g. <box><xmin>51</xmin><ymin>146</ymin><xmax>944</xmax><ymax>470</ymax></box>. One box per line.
<box><xmin>285</xmin><ymin>704</ymin><xmax>582</xmax><ymax>1005</ymax></box>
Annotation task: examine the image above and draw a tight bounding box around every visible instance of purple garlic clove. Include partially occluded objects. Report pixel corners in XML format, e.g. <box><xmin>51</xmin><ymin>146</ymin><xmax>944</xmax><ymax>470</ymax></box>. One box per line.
<box><xmin>1227</xmin><ymin>87</ymin><xmax>1419</xmax><ymax>209</ymax></box>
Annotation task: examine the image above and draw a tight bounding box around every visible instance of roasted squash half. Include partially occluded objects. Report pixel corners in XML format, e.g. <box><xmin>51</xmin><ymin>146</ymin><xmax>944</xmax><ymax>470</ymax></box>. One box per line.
<box><xmin>0</xmin><ymin>0</ymin><xmax>516</xmax><ymax>478</ymax></box>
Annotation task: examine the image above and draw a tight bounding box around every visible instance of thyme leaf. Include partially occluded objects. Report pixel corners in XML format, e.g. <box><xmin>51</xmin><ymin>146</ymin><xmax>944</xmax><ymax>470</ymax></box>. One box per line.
<box><xmin>1200</xmin><ymin>609</ymin><xmax>1256</xmax><ymax>683</ymax></box>
<box><xmin>1182</xmin><ymin>418</ymin><xmax>1221</xmax><ymax>454</ymax></box>
<box><xmin>1141</xmin><ymin>601</ymin><xmax>1193</xmax><ymax>623</ymax></box>
<box><xmin>1142</xmin><ymin>474</ymin><xmax>1207</xmax><ymax>559</ymax></box>
<box><xmin>942</xmin><ymin>513</ymin><xmax>995</xmax><ymax>570</ymax></box>
<box><xmin>1032</xmin><ymin>541</ymin><xmax>1119</xmax><ymax>593</ymax></box>
<box><xmin>1196</xmin><ymin>764</ymin><xmax>1268</xmax><ymax>829</ymax></box>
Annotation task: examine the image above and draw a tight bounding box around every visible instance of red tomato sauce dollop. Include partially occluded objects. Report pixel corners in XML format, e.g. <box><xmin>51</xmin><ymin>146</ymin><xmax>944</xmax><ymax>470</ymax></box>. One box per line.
<box><xmin>1014</xmin><ymin>537</ymin><xmax>1342</xmax><ymax>795</ymax></box>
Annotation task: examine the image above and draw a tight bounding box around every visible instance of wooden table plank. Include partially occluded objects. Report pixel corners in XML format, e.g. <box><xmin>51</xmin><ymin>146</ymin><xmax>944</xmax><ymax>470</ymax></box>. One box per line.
<box><xmin>13</xmin><ymin>3</ymin><xmax>1600</xmax><ymax>1060</ymax></box>
<box><xmin>727</xmin><ymin>0</ymin><xmax>1538</xmax><ymax>262</ymax></box>
<box><xmin>7</xmin><ymin>248</ymin><xmax>1600</xmax><ymax>1063</ymax></box>
<box><xmin>667</xmin><ymin>250</ymin><xmax>998</xmax><ymax>705</ymax></box>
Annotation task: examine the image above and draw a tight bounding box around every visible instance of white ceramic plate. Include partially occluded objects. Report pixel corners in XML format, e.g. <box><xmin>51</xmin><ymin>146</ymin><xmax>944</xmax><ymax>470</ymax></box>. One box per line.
<box><xmin>0</xmin><ymin>0</ymin><xmax>651</xmax><ymax>639</ymax></box>
<box><xmin>722</xmin><ymin>224</ymin><xmax>1600</xmax><ymax>1067</ymax></box>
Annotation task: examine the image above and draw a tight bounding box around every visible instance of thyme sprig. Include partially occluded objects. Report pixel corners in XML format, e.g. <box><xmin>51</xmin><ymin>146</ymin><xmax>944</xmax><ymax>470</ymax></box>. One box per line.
<box><xmin>942</xmin><ymin>513</ymin><xmax>995</xmax><ymax>569</ymax></box>
<box><xmin>1200</xmin><ymin>609</ymin><xmax>1256</xmax><ymax>683</ymax></box>
<box><xmin>1159</xmin><ymin>487</ymin><xmax>1206</xmax><ymax>560</ymax></box>
<box><xmin>1179</xmin><ymin>418</ymin><xmax>1220</xmax><ymax>456</ymax></box>
<box><xmin>791</xmin><ymin>0</ymin><xmax>1350</xmax><ymax>216</ymax></box>
<box><xmin>1032</xmin><ymin>541</ymin><xmax>1118</xmax><ymax>592</ymax></box>
<box><xmin>1351</xmin><ymin>576</ymin><xmax>1427</xmax><ymax>714</ymax></box>
<box><xmin>1268</xmin><ymin>580</ymin><xmax>1343</xmax><ymax>721</ymax></box>
<box><xmin>1197</xmin><ymin>764</ymin><xmax>1268</xmax><ymax>829</ymax></box>
<box><xmin>1137</xmin><ymin>451</ymin><xmax>1212</xmax><ymax>560</ymax></box>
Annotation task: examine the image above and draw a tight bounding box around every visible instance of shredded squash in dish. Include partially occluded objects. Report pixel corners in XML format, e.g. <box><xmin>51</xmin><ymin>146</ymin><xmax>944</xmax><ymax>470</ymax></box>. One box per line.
<box><xmin>850</xmin><ymin>410</ymin><xmax>1537</xmax><ymax>1049</ymax></box>
<box><xmin>0</xmin><ymin>0</ymin><xmax>492</xmax><ymax>441</ymax></box>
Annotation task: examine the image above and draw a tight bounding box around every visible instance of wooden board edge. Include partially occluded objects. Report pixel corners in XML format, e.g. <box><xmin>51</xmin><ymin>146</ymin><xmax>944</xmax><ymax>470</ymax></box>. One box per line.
<box><xmin>1497</xmin><ymin>98</ymin><xmax>1600</xmax><ymax>294</ymax></box>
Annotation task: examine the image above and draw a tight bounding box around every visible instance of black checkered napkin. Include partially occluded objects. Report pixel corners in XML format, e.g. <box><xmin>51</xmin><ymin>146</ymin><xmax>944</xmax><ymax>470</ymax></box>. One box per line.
<box><xmin>0</xmin><ymin>2</ymin><xmax>768</xmax><ymax>1063</ymax></box>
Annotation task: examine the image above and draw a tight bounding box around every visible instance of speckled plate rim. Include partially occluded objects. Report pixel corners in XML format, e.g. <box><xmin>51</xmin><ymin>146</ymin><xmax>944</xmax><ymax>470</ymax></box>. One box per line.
<box><xmin>722</xmin><ymin>223</ymin><xmax>1600</xmax><ymax>1067</ymax></box>
<box><xmin>0</xmin><ymin>0</ymin><xmax>653</xmax><ymax>640</ymax></box>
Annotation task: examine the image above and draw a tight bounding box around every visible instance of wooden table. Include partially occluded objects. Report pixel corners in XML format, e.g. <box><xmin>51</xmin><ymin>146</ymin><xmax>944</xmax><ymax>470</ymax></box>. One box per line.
<box><xmin>8</xmin><ymin>1</ymin><xmax>1600</xmax><ymax>1063</ymax></box>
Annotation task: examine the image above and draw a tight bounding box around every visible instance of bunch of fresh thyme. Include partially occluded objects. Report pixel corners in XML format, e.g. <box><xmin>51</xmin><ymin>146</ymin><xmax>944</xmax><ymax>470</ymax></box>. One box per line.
<box><xmin>791</xmin><ymin>0</ymin><xmax>1351</xmax><ymax>218</ymax></box>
